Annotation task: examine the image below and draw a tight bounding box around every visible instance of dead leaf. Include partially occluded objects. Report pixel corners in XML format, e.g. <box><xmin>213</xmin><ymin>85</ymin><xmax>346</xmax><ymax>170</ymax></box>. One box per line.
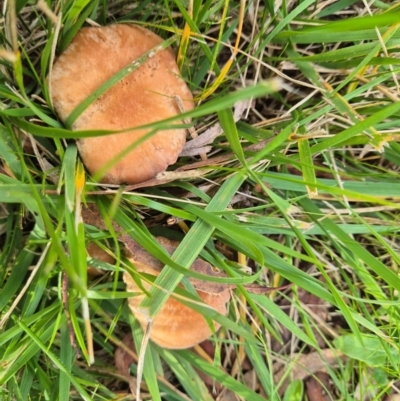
<box><xmin>243</xmin><ymin>369</ymin><xmax>257</xmax><ymax>392</ymax></box>
<box><xmin>182</xmin><ymin>99</ymin><xmax>254</xmax><ymax>153</ymax></box>
<box><xmin>305</xmin><ymin>372</ymin><xmax>335</xmax><ymax>401</ymax></box>
<box><xmin>233</xmin><ymin>99</ymin><xmax>255</xmax><ymax>121</ymax></box>
<box><xmin>114</xmin><ymin>332</ymin><xmax>137</xmax><ymax>377</ymax></box>
<box><xmin>179</xmin><ymin>146</ymin><xmax>213</xmax><ymax>157</ymax></box>
<box><xmin>177</xmin><ymin>138</ymin><xmax>274</xmax><ymax>174</ymax></box>
<box><xmin>81</xmin><ymin>203</ymin><xmax>121</xmax><ymax>232</ymax></box>
<box><xmin>114</xmin><ymin>332</ymin><xmax>139</xmax><ymax>396</ymax></box>
<box><xmin>274</xmin><ymin>349</ymin><xmax>346</xmax><ymax>394</ymax></box>
<box><xmin>216</xmin><ymin>389</ymin><xmax>239</xmax><ymax>401</ymax></box>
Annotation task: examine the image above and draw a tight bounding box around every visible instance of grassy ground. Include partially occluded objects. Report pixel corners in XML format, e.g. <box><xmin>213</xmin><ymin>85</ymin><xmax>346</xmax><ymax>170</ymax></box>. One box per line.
<box><xmin>1</xmin><ymin>0</ymin><xmax>400</xmax><ymax>400</ymax></box>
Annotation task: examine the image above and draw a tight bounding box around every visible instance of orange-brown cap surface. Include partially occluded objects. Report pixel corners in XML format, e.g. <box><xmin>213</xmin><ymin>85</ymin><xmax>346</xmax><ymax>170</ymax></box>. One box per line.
<box><xmin>50</xmin><ymin>24</ymin><xmax>194</xmax><ymax>184</ymax></box>
<box><xmin>123</xmin><ymin>237</ymin><xmax>231</xmax><ymax>349</ymax></box>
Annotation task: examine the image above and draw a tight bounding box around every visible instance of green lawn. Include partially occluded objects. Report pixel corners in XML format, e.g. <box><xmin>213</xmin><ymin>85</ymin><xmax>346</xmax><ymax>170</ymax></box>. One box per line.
<box><xmin>1</xmin><ymin>0</ymin><xmax>400</xmax><ymax>400</ymax></box>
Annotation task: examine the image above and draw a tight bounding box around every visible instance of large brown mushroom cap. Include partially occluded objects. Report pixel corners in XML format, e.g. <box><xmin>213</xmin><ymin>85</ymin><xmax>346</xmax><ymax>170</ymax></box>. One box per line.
<box><xmin>50</xmin><ymin>24</ymin><xmax>194</xmax><ymax>184</ymax></box>
<box><xmin>123</xmin><ymin>237</ymin><xmax>231</xmax><ymax>349</ymax></box>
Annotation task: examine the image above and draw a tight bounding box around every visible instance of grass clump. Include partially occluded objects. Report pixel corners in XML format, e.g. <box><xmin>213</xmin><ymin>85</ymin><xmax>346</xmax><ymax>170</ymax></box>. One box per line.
<box><xmin>1</xmin><ymin>0</ymin><xmax>400</xmax><ymax>400</ymax></box>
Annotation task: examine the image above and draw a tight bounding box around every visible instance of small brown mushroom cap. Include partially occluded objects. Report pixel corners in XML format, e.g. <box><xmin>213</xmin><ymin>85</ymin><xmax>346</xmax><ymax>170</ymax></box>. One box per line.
<box><xmin>123</xmin><ymin>237</ymin><xmax>231</xmax><ymax>349</ymax></box>
<box><xmin>50</xmin><ymin>24</ymin><xmax>194</xmax><ymax>184</ymax></box>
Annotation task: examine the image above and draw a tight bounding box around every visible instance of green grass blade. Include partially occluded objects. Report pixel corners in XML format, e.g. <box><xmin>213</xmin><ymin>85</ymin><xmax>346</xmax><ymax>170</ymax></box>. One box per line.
<box><xmin>178</xmin><ymin>350</ymin><xmax>268</xmax><ymax>401</ymax></box>
<box><xmin>16</xmin><ymin>319</ymin><xmax>92</xmax><ymax>401</ymax></box>
<box><xmin>218</xmin><ymin>108</ymin><xmax>246</xmax><ymax>165</ymax></box>
<box><xmin>140</xmin><ymin>173</ymin><xmax>246</xmax><ymax>317</ymax></box>
<box><xmin>298</xmin><ymin>138</ymin><xmax>318</xmax><ymax>197</ymax></box>
<box><xmin>251</xmin><ymin>294</ymin><xmax>317</xmax><ymax>347</ymax></box>
<box><xmin>59</xmin><ymin>323</ymin><xmax>73</xmax><ymax>401</ymax></box>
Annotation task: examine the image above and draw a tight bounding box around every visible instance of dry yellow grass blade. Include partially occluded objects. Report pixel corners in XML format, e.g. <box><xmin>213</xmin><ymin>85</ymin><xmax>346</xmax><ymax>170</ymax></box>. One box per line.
<box><xmin>177</xmin><ymin>0</ymin><xmax>193</xmax><ymax>70</ymax></box>
<box><xmin>197</xmin><ymin>0</ymin><xmax>245</xmax><ymax>100</ymax></box>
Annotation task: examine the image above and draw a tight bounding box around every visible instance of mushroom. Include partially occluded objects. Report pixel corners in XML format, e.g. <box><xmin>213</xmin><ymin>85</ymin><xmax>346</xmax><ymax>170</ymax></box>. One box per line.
<box><xmin>49</xmin><ymin>24</ymin><xmax>194</xmax><ymax>184</ymax></box>
<box><xmin>123</xmin><ymin>237</ymin><xmax>231</xmax><ymax>349</ymax></box>
<box><xmin>81</xmin><ymin>205</ymin><xmax>231</xmax><ymax>348</ymax></box>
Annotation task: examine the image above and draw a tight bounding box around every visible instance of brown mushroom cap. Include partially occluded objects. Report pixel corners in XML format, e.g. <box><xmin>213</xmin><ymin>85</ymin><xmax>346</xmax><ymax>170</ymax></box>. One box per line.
<box><xmin>123</xmin><ymin>237</ymin><xmax>231</xmax><ymax>349</ymax></box>
<box><xmin>50</xmin><ymin>24</ymin><xmax>194</xmax><ymax>184</ymax></box>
